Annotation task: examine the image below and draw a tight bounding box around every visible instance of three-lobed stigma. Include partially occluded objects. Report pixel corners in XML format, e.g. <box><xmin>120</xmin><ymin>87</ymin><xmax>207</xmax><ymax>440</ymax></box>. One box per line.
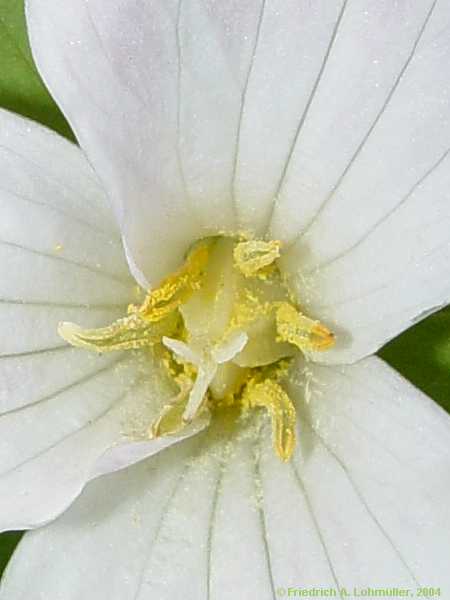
<box><xmin>59</xmin><ymin>236</ymin><xmax>335</xmax><ymax>462</ymax></box>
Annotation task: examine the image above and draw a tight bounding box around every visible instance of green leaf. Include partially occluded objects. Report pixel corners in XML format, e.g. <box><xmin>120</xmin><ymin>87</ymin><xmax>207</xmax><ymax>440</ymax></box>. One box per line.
<box><xmin>0</xmin><ymin>0</ymin><xmax>450</xmax><ymax>581</ymax></box>
<box><xmin>0</xmin><ymin>0</ymin><xmax>74</xmax><ymax>140</ymax></box>
<box><xmin>380</xmin><ymin>305</ymin><xmax>450</xmax><ymax>415</ymax></box>
<box><xmin>0</xmin><ymin>532</ymin><xmax>22</xmax><ymax>577</ymax></box>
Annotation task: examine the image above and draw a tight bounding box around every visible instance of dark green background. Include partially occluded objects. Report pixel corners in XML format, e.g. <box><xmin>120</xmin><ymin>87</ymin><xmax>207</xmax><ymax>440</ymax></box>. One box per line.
<box><xmin>0</xmin><ymin>0</ymin><xmax>449</xmax><ymax>579</ymax></box>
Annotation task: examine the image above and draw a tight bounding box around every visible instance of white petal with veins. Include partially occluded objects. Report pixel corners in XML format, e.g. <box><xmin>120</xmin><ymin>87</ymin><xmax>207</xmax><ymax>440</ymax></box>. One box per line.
<box><xmin>282</xmin><ymin>146</ymin><xmax>450</xmax><ymax>364</ymax></box>
<box><xmin>2</xmin><ymin>356</ymin><xmax>449</xmax><ymax>598</ymax></box>
<box><xmin>0</xmin><ymin>357</ymin><xmax>207</xmax><ymax>532</ymax></box>
<box><xmin>0</xmin><ymin>111</ymin><xmax>203</xmax><ymax>531</ymax></box>
<box><xmin>26</xmin><ymin>0</ymin><xmax>270</xmax><ymax>284</ymax></box>
<box><xmin>269</xmin><ymin>1</ymin><xmax>449</xmax><ymax>246</ymax></box>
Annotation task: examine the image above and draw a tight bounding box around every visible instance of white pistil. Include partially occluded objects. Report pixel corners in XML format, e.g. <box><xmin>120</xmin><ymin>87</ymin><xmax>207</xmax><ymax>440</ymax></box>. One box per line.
<box><xmin>162</xmin><ymin>331</ymin><xmax>248</xmax><ymax>422</ymax></box>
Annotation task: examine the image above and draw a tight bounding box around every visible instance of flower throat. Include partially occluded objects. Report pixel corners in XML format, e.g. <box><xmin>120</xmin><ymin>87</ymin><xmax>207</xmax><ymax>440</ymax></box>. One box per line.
<box><xmin>59</xmin><ymin>236</ymin><xmax>335</xmax><ymax>461</ymax></box>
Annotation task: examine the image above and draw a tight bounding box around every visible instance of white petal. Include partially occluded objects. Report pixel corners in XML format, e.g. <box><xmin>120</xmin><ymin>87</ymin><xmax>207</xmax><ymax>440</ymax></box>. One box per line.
<box><xmin>271</xmin><ymin>1</ymin><xmax>450</xmax><ymax>362</ymax></box>
<box><xmin>233</xmin><ymin>0</ymin><xmax>349</xmax><ymax>235</ymax></box>
<box><xmin>0</xmin><ymin>355</ymin><xmax>205</xmax><ymax>532</ymax></box>
<box><xmin>0</xmin><ymin>437</ymin><xmax>206</xmax><ymax>598</ymax></box>
<box><xmin>91</xmin><ymin>412</ymin><xmax>210</xmax><ymax>480</ymax></box>
<box><xmin>0</xmin><ymin>109</ymin><xmax>133</xmax><ymax>415</ymax></box>
<box><xmin>281</xmin><ymin>144</ymin><xmax>450</xmax><ymax>364</ymax></box>
<box><xmin>0</xmin><ymin>420</ymin><xmax>274</xmax><ymax>598</ymax></box>
<box><xmin>280</xmin><ymin>356</ymin><xmax>450</xmax><ymax>587</ymax></box>
<box><xmin>0</xmin><ymin>109</ymin><xmax>132</xmax><ymax>304</ymax></box>
<box><xmin>26</xmin><ymin>0</ymin><xmax>271</xmax><ymax>284</ymax></box>
<box><xmin>2</xmin><ymin>357</ymin><xmax>448</xmax><ymax>596</ymax></box>
<box><xmin>269</xmin><ymin>1</ymin><xmax>449</xmax><ymax>245</ymax></box>
<box><xmin>0</xmin><ymin>111</ymin><xmax>200</xmax><ymax>530</ymax></box>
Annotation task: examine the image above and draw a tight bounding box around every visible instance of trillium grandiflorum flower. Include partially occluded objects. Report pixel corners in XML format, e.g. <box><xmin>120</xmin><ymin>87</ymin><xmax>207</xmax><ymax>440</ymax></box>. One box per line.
<box><xmin>1</xmin><ymin>0</ymin><xmax>450</xmax><ymax>597</ymax></box>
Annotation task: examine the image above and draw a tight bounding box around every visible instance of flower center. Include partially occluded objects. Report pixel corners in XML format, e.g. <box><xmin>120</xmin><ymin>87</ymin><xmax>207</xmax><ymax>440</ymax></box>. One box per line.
<box><xmin>59</xmin><ymin>236</ymin><xmax>334</xmax><ymax>461</ymax></box>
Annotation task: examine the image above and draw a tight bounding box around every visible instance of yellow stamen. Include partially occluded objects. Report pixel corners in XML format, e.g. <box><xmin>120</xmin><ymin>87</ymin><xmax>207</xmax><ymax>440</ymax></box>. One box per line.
<box><xmin>58</xmin><ymin>240</ymin><xmax>211</xmax><ymax>353</ymax></box>
<box><xmin>58</xmin><ymin>312</ymin><xmax>179</xmax><ymax>352</ymax></box>
<box><xmin>233</xmin><ymin>239</ymin><xmax>281</xmax><ymax>277</ymax></box>
<box><xmin>138</xmin><ymin>240</ymin><xmax>211</xmax><ymax>322</ymax></box>
<box><xmin>242</xmin><ymin>376</ymin><xmax>296</xmax><ymax>462</ymax></box>
<box><xmin>275</xmin><ymin>302</ymin><xmax>335</xmax><ymax>352</ymax></box>
<box><xmin>58</xmin><ymin>234</ymin><xmax>335</xmax><ymax>463</ymax></box>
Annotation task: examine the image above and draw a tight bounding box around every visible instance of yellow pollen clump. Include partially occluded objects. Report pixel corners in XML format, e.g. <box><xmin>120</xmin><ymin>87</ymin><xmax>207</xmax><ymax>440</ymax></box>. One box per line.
<box><xmin>275</xmin><ymin>302</ymin><xmax>335</xmax><ymax>352</ymax></box>
<box><xmin>58</xmin><ymin>235</ymin><xmax>335</xmax><ymax>462</ymax></box>
<box><xmin>138</xmin><ymin>240</ymin><xmax>211</xmax><ymax>322</ymax></box>
<box><xmin>233</xmin><ymin>239</ymin><xmax>281</xmax><ymax>278</ymax></box>
<box><xmin>240</xmin><ymin>360</ymin><xmax>296</xmax><ymax>462</ymax></box>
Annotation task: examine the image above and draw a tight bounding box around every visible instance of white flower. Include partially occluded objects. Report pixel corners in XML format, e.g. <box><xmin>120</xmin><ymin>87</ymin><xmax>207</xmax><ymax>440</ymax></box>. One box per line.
<box><xmin>1</xmin><ymin>0</ymin><xmax>450</xmax><ymax>597</ymax></box>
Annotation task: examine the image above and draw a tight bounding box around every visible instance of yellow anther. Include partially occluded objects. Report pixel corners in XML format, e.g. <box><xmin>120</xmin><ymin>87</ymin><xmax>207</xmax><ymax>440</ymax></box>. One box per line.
<box><xmin>138</xmin><ymin>240</ymin><xmax>212</xmax><ymax>322</ymax></box>
<box><xmin>57</xmin><ymin>241</ymin><xmax>210</xmax><ymax>354</ymax></box>
<box><xmin>58</xmin><ymin>312</ymin><xmax>179</xmax><ymax>352</ymax></box>
<box><xmin>275</xmin><ymin>302</ymin><xmax>335</xmax><ymax>352</ymax></box>
<box><xmin>233</xmin><ymin>239</ymin><xmax>281</xmax><ymax>277</ymax></box>
<box><xmin>242</xmin><ymin>377</ymin><xmax>296</xmax><ymax>462</ymax></box>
